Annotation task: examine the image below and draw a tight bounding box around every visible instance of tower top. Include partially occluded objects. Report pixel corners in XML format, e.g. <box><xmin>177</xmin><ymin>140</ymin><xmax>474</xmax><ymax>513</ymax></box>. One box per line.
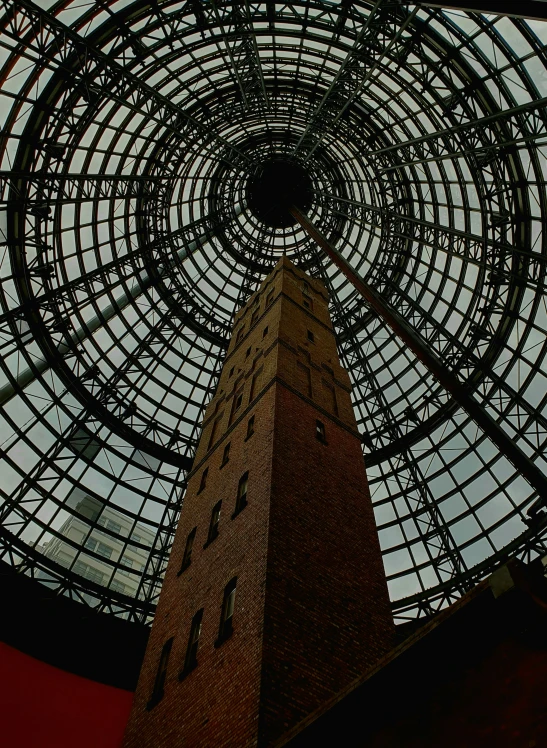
<box><xmin>232</xmin><ymin>256</ymin><xmax>328</xmax><ymax>329</ymax></box>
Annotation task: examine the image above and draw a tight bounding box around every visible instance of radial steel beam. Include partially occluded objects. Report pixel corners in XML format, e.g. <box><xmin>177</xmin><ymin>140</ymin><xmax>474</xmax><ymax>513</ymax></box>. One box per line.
<box><xmin>2</xmin><ymin>0</ymin><xmax>252</xmax><ymax>170</ymax></box>
<box><xmin>307</xmin><ymin>243</ymin><xmax>468</xmax><ymax>588</ymax></box>
<box><xmin>294</xmin><ymin>1</ymin><xmax>419</xmax><ymax>161</ymax></box>
<box><xmin>315</xmin><ymin>191</ymin><xmax>547</xmax><ymax>269</ymax></box>
<box><xmin>0</xmin><ymin>206</ymin><xmax>242</xmax><ymax>408</ymax></box>
<box><xmin>209</xmin><ymin>0</ymin><xmax>269</xmax><ymax>109</ymax></box>
<box><xmin>419</xmin><ymin>1</ymin><xmax>547</xmax><ymax>20</ymax></box>
<box><xmin>368</xmin><ymin>96</ymin><xmax>547</xmax><ymax>160</ymax></box>
<box><xmin>0</xmin><ymin>172</ymin><xmax>183</xmax><ymax>205</ymax></box>
<box><xmin>291</xmin><ymin>206</ymin><xmax>547</xmax><ymax>515</ymax></box>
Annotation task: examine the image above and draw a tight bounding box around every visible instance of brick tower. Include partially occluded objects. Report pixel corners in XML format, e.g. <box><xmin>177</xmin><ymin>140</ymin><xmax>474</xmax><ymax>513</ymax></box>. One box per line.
<box><xmin>122</xmin><ymin>257</ymin><xmax>394</xmax><ymax>748</ymax></box>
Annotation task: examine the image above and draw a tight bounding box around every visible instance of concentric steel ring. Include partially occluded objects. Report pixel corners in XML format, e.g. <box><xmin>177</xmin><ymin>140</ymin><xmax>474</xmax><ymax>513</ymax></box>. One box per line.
<box><xmin>0</xmin><ymin>0</ymin><xmax>546</xmax><ymax>623</ymax></box>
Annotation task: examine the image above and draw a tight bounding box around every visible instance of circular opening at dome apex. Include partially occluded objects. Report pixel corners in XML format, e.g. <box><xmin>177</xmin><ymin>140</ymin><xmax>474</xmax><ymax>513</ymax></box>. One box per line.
<box><xmin>246</xmin><ymin>159</ymin><xmax>313</xmax><ymax>228</ymax></box>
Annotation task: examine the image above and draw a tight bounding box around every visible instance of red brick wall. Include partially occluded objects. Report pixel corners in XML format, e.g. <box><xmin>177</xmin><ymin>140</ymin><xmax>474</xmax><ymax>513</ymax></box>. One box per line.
<box><xmin>122</xmin><ymin>257</ymin><xmax>393</xmax><ymax>748</ymax></box>
<box><xmin>260</xmin><ymin>384</ymin><xmax>394</xmax><ymax>745</ymax></box>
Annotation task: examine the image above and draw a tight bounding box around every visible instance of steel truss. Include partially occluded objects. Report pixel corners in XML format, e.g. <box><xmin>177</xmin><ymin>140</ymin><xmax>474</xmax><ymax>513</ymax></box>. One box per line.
<box><xmin>1</xmin><ymin>0</ymin><xmax>546</xmax><ymax>623</ymax></box>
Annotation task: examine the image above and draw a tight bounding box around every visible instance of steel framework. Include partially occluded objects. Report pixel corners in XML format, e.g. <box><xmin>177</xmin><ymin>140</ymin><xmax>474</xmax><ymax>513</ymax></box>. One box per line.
<box><xmin>0</xmin><ymin>0</ymin><xmax>546</xmax><ymax>623</ymax></box>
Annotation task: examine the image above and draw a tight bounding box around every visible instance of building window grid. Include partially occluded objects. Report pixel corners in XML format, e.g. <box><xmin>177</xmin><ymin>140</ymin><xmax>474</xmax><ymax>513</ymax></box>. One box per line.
<box><xmin>97</xmin><ymin>516</ymin><xmax>122</xmax><ymax>534</ymax></box>
<box><xmin>73</xmin><ymin>560</ymin><xmax>104</xmax><ymax>585</ymax></box>
<box><xmin>84</xmin><ymin>537</ymin><xmax>114</xmax><ymax>559</ymax></box>
<box><xmin>119</xmin><ymin>556</ymin><xmax>136</xmax><ymax>577</ymax></box>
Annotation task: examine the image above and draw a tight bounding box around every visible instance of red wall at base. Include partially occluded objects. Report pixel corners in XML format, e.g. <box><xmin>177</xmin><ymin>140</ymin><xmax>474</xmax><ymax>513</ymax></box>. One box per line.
<box><xmin>0</xmin><ymin>641</ymin><xmax>133</xmax><ymax>748</ymax></box>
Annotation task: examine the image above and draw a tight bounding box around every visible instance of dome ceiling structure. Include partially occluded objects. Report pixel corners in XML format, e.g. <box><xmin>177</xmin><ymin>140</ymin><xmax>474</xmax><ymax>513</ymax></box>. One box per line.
<box><xmin>1</xmin><ymin>0</ymin><xmax>547</xmax><ymax>623</ymax></box>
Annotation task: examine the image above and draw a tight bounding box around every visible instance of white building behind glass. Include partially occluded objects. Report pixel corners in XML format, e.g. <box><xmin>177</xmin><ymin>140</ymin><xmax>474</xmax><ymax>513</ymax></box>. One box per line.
<box><xmin>39</xmin><ymin>489</ymin><xmax>155</xmax><ymax>601</ymax></box>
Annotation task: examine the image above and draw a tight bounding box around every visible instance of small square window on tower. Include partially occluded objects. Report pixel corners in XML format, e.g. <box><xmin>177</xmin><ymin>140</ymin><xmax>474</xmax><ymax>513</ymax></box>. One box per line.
<box><xmin>215</xmin><ymin>578</ymin><xmax>237</xmax><ymax>647</ymax></box>
<box><xmin>316</xmin><ymin>420</ymin><xmax>326</xmax><ymax>443</ymax></box>
<box><xmin>246</xmin><ymin>346</ymin><xmax>251</xmax><ymax>358</ymax></box>
<box><xmin>302</xmin><ymin>293</ymin><xmax>313</xmax><ymax>311</ymax></box>
<box><xmin>198</xmin><ymin>467</ymin><xmax>208</xmax><ymax>493</ymax></box>
<box><xmin>307</xmin><ymin>330</ymin><xmax>315</xmax><ymax>343</ymax></box>
<box><xmin>221</xmin><ymin>441</ymin><xmax>230</xmax><ymax>467</ymax></box>
<box><xmin>246</xmin><ymin>415</ymin><xmax>255</xmax><ymax>440</ymax></box>
<box><xmin>263</xmin><ymin>326</ymin><xmax>268</xmax><ymax>339</ymax></box>
<box><xmin>232</xmin><ymin>472</ymin><xmax>248</xmax><ymax>518</ymax></box>
<box><xmin>180</xmin><ymin>609</ymin><xmax>203</xmax><ymax>678</ymax></box>
<box><xmin>147</xmin><ymin>637</ymin><xmax>173</xmax><ymax>709</ymax></box>
<box><xmin>205</xmin><ymin>500</ymin><xmax>222</xmax><ymax>546</ymax></box>
<box><xmin>178</xmin><ymin>527</ymin><xmax>196</xmax><ymax>575</ymax></box>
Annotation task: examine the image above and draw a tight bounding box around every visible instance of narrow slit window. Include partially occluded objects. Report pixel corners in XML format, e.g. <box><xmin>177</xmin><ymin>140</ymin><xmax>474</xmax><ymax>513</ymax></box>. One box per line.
<box><xmin>216</xmin><ymin>578</ymin><xmax>237</xmax><ymax>646</ymax></box>
<box><xmin>198</xmin><ymin>467</ymin><xmax>208</xmax><ymax>493</ymax></box>
<box><xmin>316</xmin><ymin>420</ymin><xmax>326</xmax><ymax>443</ymax></box>
<box><xmin>266</xmin><ymin>290</ymin><xmax>274</xmax><ymax>308</ymax></box>
<box><xmin>246</xmin><ymin>346</ymin><xmax>251</xmax><ymax>358</ymax></box>
<box><xmin>251</xmin><ymin>309</ymin><xmax>259</xmax><ymax>327</ymax></box>
<box><xmin>147</xmin><ymin>637</ymin><xmax>173</xmax><ymax>709</ymax></box>
<box><xmin>230</xmin><ymin>389</ymin><xmax>244</xmax><ymax>423</ymax></box>
<box><xmin>178</xmin><ymin>527</ymin><xmax>196</xmax><ymax>574</ymax></box>
<box><xmin>302</xmin><ymin>293</ymin><xmax>313</xmax><ymax>311</ymax></box>
<box><xmin>181</xmin><ymin>609</ymin><xmax>203</xmax><ymax>676</ymax></box>
<box><xmin>307</xmin><ymin>330</ymin><xmax>315</xmax><ymax>343</ymax></box>
<box><xmin>296</xmin><ymin>361</ymin><xmax>312</xmax><ymax>398</ymax></box>
<box><xmin>236</xmin><ymin>327</ymin><xmax>245</xmax><ymax>343</ymax></box>
<box><xmin>221</xmin><ymin>442</ymin><xmax>230</xmax><ymax>466</ymax></box>
<box><xmin>233</xmin><ymin>472</ymin><xmax>249</xmax><ymax>517</ymax></box>
<box><xmin>262</xmin><ymin>326</ymin><xmax>268</xmax><ymax>339</ymax></box>
<box><xmin>246</xmin><ymin>415</ymin><xmax>255</xmax><ymax>440</ymax></box>
<box><xmin>208</xmin><ymin>418</ymin><xmax>220</xmax><ymax>450</ymax></box>
<box><xmin>206</xmin><ymin>500</ymin><xmax>222</xmax><ymax>545</ymax></box>
<box><xmin>322</xmin><ymin>380</ymin><xmax>338</xmax><ymax>416</ymax></box>
<box><xmin>249</xmin><ymin>370</ymin><xmax>261</xmax><ymax>401</ymax></box>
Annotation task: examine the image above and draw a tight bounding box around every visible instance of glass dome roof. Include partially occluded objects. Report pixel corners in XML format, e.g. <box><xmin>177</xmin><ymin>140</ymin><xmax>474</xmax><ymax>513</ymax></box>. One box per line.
<box><xmin>1</xmin><ymin>0</ymin><xmax>546</xmax><ymax>623</ymax></box>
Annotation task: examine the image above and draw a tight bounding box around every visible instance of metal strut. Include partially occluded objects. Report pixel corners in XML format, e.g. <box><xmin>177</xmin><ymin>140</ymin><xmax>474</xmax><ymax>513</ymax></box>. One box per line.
<box><xmin>290</xmin><ymin>206</ymin><xmax>547</xmax><ymax>518</ymax></box>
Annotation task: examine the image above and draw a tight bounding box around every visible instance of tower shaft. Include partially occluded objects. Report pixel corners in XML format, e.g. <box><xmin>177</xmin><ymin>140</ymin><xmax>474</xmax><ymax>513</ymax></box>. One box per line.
<box><xmin>123</xmin><ymin>257</ymin><xmax>394</xmax><ymax>747</ymax></box>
